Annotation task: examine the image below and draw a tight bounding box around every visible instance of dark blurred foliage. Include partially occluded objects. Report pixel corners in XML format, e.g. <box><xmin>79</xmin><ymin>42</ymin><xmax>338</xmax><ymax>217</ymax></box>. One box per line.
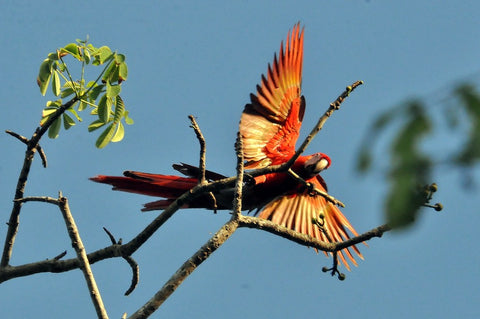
<box><xmin>356</xmin><ymin>81</ymin><xmax>480</xmax><ymax>227</ymax></box>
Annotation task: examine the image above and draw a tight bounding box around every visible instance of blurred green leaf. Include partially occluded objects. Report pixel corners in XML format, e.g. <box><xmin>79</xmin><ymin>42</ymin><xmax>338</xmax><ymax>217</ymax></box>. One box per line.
<box><xmin>386</xmin><ymin>101</ymin><xmax>432</xmax><ymax>227</ymax></box>
<box><xmin>356</xmin><ymin>147</ymin><xmax>372</xmax><ymax>172</ymax></box>
<box><xmin>454</xmin><ymin>84</ymin><xmax>480</xmax><ymax>166</ymax></box>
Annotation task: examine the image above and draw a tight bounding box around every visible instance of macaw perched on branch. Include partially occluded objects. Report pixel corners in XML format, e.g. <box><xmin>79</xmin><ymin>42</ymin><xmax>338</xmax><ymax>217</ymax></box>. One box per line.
<box><xmin>91</xmin><ymin>24</ymin><xmax>363</xmax><ymax>269</ymax></box>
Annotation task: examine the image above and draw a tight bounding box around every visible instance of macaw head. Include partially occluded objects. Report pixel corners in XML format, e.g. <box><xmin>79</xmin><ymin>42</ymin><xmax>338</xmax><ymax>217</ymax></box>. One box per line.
<box><xmin>304</xmin><ymin>152</ymin><xmax>331</xmax><ymax>177</ymax></box>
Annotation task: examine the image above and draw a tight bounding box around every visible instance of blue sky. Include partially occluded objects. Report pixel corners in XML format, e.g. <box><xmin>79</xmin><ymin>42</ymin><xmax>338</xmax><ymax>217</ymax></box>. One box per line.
<box><xmin>1</xmin><ymin>1</ymin><xmax>479</xmax><ymax>318</ymax></box>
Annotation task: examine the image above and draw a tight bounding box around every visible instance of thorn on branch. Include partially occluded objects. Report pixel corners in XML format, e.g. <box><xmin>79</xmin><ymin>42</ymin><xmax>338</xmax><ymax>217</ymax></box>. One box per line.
<box><xmin>53</xmin><ymin>250</ymin><xmax>67</xmax><ymax>260</ymax></box>
<box><xmin>124</xmin><ymin>256</ymin><xmax>140</xmax><ymax>296</ymax></box>
<box><xmin>103</xmin><ymin>227</ymin><xmax>119</xmax><ymax>244</ymax></box>
<box><xmin>103</xmin><ymin>227</ymin><xmax>140</xmax><ymax>295</ymax></box>
<box><xmin>188</xmin><ymin>115</ymin><xmax>207</xmax><ymax>184</ymax></box>
<box><xmin>37</xmin><ymin>144</ymin><xmax>48</xmax><ymax>168</ymax></box>
<box><xmin>5</xmin><ymin>130</ymin><xmax>48</xmax><ymax>167</ymax></box>
<box><xmin>207</xmin><ymin>192</ymin><xmax>218</xmax><ymax>214</ymax></box>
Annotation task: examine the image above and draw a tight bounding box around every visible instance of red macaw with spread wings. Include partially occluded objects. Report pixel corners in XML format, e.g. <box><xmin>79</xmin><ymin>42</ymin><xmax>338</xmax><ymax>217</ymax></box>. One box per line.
<box><xmin>91</xmin><ymin>24</ymin><xmax>362</xmax><ymax>269</ymax></box>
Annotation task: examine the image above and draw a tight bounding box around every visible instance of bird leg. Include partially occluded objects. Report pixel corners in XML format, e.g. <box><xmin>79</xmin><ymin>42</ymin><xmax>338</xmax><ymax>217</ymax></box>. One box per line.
<box><xmin>321</xmin><ymin>252</ymin><xmax>346</xmax><ymax>281</ymax></box>
<box><xmin>287</xmin><ymin>169</ymin><xmax>345</xmax><ymax>207</ymax></box>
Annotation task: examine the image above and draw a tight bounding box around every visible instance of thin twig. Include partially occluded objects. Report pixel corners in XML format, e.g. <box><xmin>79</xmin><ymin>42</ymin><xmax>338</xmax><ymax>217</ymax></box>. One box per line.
<box><xmin>232</xmin><ymin>132</ymin><xmax>244</xmax><ymax>217</ymax></box>
<box><xmin>188</xmin><ymin>115</ymin><xmax>207</xmax><ymax>184</ymax></box>
<box><xmin>5</xmin><ymin>130</ymin><xmax>29</xmax><ymax>144</ymax></box>
<box><xmin>58</xmin><ymin>192</ymin><xmax>108</xmax><ymax>319</ymax></box>
<box><xmin>14</xmin><ymin>196</ymin><xmax>59</xmax><ymax>205</ymax></box>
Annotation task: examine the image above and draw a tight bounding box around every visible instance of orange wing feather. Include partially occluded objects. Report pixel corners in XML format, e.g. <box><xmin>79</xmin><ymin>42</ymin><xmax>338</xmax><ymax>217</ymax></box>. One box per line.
<box><xmin>257</xmin><ymin>176</ymin><xmax>363</xmax><ymax>270</ymax></box>
<box><xmin>240</xmin><ymin>23</ymin><xmax>305</xmax><ymax>168</ymax></box>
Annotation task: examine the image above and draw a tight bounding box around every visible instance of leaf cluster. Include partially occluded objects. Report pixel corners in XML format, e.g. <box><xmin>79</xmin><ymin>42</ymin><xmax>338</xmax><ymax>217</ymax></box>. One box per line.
<box><xmin>37</xmin><ymin>39</ymin><xmax>133</xmax><ymax>148</ymax></box>
<box><xmin>357</xmin><ymin>81</ymin><xmax>480</xmax><ymax>227</ymax></box>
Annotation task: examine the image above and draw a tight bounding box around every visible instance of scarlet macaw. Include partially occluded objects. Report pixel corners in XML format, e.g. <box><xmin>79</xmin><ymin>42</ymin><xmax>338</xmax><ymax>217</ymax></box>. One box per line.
<box><xmin>91</xmin><ymin>24</ymin><xmax>362</xmax><ymax>269</ymax></box>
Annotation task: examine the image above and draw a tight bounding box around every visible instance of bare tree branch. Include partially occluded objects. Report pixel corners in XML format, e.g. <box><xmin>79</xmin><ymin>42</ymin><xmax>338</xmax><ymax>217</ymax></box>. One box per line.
<box><xmin>57</xmin><ymin>192</ymin><xmax>108</xmax><ymax>319</ymax></box>
<box><xmin>0</xmin><ymin>81</ymin><xmax>365</xmax><ymax>283</ymax></box>
<box><xmin>128</xmin><ymin>218</ymin><xmax>240</xmax><ymax>319</ymax></box>
<box><xmin>1</xmin><ymin>97</ymin><xmax>78</xmax><ymax>267</ymax></box>
<box><xmin>238</xmin><ymin>214</ymin><xmax>391</xmax><ymax>252</ymax></box>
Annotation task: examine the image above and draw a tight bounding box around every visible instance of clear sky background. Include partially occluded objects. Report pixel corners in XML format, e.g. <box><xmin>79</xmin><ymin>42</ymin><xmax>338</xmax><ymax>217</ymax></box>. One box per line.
<box><xmin>1</xmin><ymin>1</ymin><xmax>479</xmax><ymax>318</ymax></box>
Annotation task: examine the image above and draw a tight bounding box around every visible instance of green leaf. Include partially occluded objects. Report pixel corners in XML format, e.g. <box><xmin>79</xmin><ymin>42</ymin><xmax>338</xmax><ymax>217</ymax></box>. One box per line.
<box><xmin>48</xmin><ymin>117</ymin><xmax>62</xmax><ymax>139</ymax></box>
<box><xmin>52</xmin><ymin>71</ymin><xmax>61</xmax><ymax>96</ymax></box>
<box><xmin>118</xmin><ymin>62</ymin><xmax>128</xmax><ymax>82</ymax></box>
<box><xmin>47</xmin><ymin>52</ymin><xmax>59</xmax><ymax>61</ymax></box>
<box><xmin>63</xmin><ymin>113</ymin><xmax>76</xmax><ymax>130</ymax></box>
<box><xmin>42</xmin><ymin>107</ymin><xmax>58</xmax><ymax>117</ymax></box>
<box><xmin>95</xmin><ymin>123</ymin><xmax>116</xmax><ymax>148</ymax></box>
<box><xmin>61</xmin><ymin>87</ymin><xmax>75</xmax><ymax>98</ymax></box>
<box><xmin>114</xmin><ymin>96</ymin><xmax>125</xmax><ymax>123</ymax></box>
<box><xmin>102</xmin><ymin>61</ymin><xmax>121</xmax><ymax>83</ymax></box>
<box><xmin>68</xmin><ymin>108</ymin><xmax>82</xmax><ymax>121</ymax></box>
<box><xmin>88</xmin><ymin>119</ymin><xmax>107</xmax><ymax>132</ymax></box>
<box><xmin>61</xmin><ymin>43</ymin><xmax>81</xmax><ymax>60</ymax></box>
<box><xmin>106</xmin><ymin>83</ymin><xmax>121</xmax><ymax>98</ymax></box>
<box><xmin>114</xmin><ymin>54</ymin><xmax>126</xmax><ymax>63</ymax></box>
<box><xmin>92</xmin><ymin>46</ymin><xmax>113</xmax><ymax>65</ymax></box>
<box><xmin>78</xmin><ymin>100</ymin><xmax>87</xmax><ymax>112</ymax></box>
<box><xmin>84</xmin><ymin>49</ymin><xmax>91</xmax><ymax>64</ymax></box>
<box><xmin>111</xmin><ymin>122</ymin><xmax>125</xmax><ymax>142</ymax></box>
<box><xmin>37</xmin><ymin>59</ymin><xmax>53</xmax><ymax>96</ymax></box>
<box><xmin>124</xmin><ymin>110</ymin><xmax>134</xmax><ymax>125</ymax></box>
<box><xmin>101</xmin><ymin>61</ymin><xmax>117</xmax><ymax>83</ymax></box>
<box><xmin>97</xmin><ymin>94</ymin><xmax>109</xmax><ymax>123</ymax></box>
<box><xmin>46</xmin><ymin>99</ymin><xmax>62</xmax><ymax>107</ymax></box>
<box><xmin>89</xmin><ymin>84</ymin><xmax>104</xmax><ymax>101</ymax></box>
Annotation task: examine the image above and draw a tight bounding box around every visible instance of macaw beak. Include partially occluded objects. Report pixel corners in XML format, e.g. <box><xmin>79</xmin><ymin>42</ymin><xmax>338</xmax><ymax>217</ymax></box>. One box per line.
<box><xmin>304</xmin><ymin>153</ymin><xmax>331</xmax><ymax>175</ymax></box>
